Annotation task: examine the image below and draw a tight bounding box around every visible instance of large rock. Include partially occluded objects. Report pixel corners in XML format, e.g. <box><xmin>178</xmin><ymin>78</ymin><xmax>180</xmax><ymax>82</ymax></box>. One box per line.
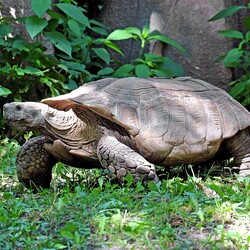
<box><xmin>0</xmin><ymin>0</ymin><xmax>54</xmax><ymax>54</ymax></box>
<box><xmin>98</xmin><ymin>0</ymin><xmax>244</xmax><ymax>90</ymax></box>
<box><xmin>0</xmin><ymin>0</ymin><xmax>33</xmax><ymax>39</ymax></box>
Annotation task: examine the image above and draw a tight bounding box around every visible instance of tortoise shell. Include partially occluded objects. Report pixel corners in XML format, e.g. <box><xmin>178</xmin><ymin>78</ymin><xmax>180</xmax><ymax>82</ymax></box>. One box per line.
<box><xmin>42</xmin><ymin>77</ymin><xmax>250</xmax><ymax>166</ymax></box>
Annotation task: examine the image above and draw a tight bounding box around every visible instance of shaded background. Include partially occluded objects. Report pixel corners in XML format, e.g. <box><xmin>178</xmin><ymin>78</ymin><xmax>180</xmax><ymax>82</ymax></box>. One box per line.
<box><xmin>0</xmin><ymin>0</ymin><xmax>249</xmax><ymax>89</ymax></box>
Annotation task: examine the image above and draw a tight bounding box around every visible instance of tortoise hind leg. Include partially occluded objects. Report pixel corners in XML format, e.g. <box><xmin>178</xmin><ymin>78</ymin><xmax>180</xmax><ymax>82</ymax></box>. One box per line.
<box><xmin>16</xmin><ymin>136</ymin><xmax>58</xmax><ymax>189</ymax></box>
<box><xmin>226</xmin><ymin>129</ymin><xmax>250</xmax><ymax>176</ymax></box>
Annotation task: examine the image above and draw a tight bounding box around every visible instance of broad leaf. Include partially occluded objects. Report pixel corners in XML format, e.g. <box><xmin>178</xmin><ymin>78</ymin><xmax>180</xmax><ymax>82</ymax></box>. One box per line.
<box><xmin>45</xmin><ymin>31</ymin><xmax>72</xmax><ymax>57</ymax></box>
<box><xmin>56</xmin><ymin>3</ymin><xmax>90</xmax><ymax>27</ymax></box>
<box><xmin>151</xmin><ymin>69</ymin><xmax>169</xmax><ymax>77</ymax></box>
<box><xmin>90</xmin><ymin>20</ymin><xmax>108</xmax><ymax>35</ymax></box>
<box><xmin>15</xmin><ymin>66</ymin><xmax>44</xmax><ymax>76</ymax></box>
<box><xmin>135</xmin><ymin>64</ymin><xmax>150</xmax><ymax>78</ymax></box>
<box><xmin>209</xmin><ymin>6</ymin><xmax>247</xmax><ymax>21</ymax></box>
<box><xmin>213</xmin><ymin>55</ymin><xmax>226</xmax><ymax>63</ymax></box>
<box><xmin>148</xmin><ymin>34</ymin><xmax>186</xmax><ymax>53</ymax></box>
<box><xmin>229</xmin><ymin>82</ymin><xmax>245</xmax><ymax>98</ymax></box>
<box><xmin>125</xmin><ymin>27</ymin><xmax>141</xmax><ymax>36</ymax></box>
<box><xmin>60</xmin><ymin>79</ymin><xmax>78</xmax><ymax>91</ymax></box>
<box><xmin>40</xmin><ymin>78</ymin><xmax>60</xmax><ymax>96</ymax></box>
<box><xmin>25</xmin><ymin>16</ymin><xmax>48</xmax><ymax>39</ymax></box>
<box><xmin>47</xmin><ymin>9</ymin><xmax>62</xmax><ymax>20</ymax></box>
<box><xmin>217</xmin><ymin>30</ymin><xmax>244</xmax><ymax>39</ymax></box>
<box><xmin>102</xmin><ymin>39</ymin><xmax>124</xmax><ymax>55</ymax></box>
<box><xmin>0</xmin><ymin>85</ymin><xmax>11</xmax><ymax>96</ymax></box>
<box><xmin>92</xmin><ymin>48</ymin><xmax>110</xmax><ymax>64</ymax></box>
<box><xmin>112</xmin><ymin>64</ymin><xmax>134</xmax><ymax>77</ymax></box>
<box><xmin>144</xmin><ymin>53</ymin><xmax>164</xmax><ymax>63</ymax></box>
<box><xmin>60</xmin><ymin>60</ymin><xmax>85</xmax><ymax>72</ymax></box>
<box><xmin>0</xmin><ymin>23</ymin><xmax>13</xmax><ymax>37</ymax></box>
<box><xmin>134</xmin><ymin>58</ymin><xmax>145</xmax><ymax>64</ymax></box>
<box><xmin>91</xmin><ymin>27</ymin><xmax>108</xmax><ymax>36</ymax></box>
<box><xmin>31</xmin><ymin>0</ymin><xmax>51</xmax><ymax>18</ymax></box>
<box><xmin>97</xmin><ymin>67</ymin><xmax>114</xmax><ymax>76</ymax></box>
<box><xmin>158</xmin><ymin>57</ymin><xmax>185</xmax><ymax>77</ymax></box>
<box><xmin>223</xmin><ymin>48</ymin><xmax>243</xmax><ymax>67</ymax></box>
<box><xmin>107</xmin><ymin>30</ymin><xmax>135</xmax><ymax>40</ymax></box>
<box><xmin>90</xmin><ymin>19</ymin><xmax>109</xmax><ymax>29</ymax></box>
<box><xmin>12</xmin><ymin>40</ymin><xmax>30</xmax><ymax>52</ymax></box>
<box><xmin>142</xmin><ymin>25</ymin><xmax>150</xmax><ymax>38</ymax></box>
<box><xmin>68</xmin><ymin>19</ymin><xmax>81</xmax><ymax>38</ymax></box>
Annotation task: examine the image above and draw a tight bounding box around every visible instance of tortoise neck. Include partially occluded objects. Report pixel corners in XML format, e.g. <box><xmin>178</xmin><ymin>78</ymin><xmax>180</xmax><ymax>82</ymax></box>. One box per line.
<box><xmin>72</xmin><ymin>106</ymin><xmax>137</xmax><ymax>150</ymax></box>
<box><xmin>41</xmin><ymin>107</ymin><xmax>88</xmax><ymax>145</ymax></box>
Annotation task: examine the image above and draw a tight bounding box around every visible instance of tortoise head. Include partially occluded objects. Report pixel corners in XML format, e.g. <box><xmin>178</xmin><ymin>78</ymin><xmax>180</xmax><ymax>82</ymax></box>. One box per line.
<box><xmin>3</xmin><ymin>102</ymin><xmax>49</xmax><ymax>130</ymax></box>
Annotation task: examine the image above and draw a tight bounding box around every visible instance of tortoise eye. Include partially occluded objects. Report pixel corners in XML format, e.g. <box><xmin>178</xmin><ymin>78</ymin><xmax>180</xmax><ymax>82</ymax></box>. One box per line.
<box><xmin>15</xmin><ymin>105</ymin><xmax>22</xmax><ymax>111</ymax></box>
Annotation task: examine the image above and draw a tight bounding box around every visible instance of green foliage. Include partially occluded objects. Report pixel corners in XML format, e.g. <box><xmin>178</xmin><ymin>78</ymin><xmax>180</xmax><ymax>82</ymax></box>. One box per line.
<box><xmin>0</xmin><ymin>142</ymin><xmax>250</xmax><ymax>249</ymax></box>
<box><xmin>0</xmin><ymin>137</ymin><xmax>19</xmax><ymax>170</ymax></box>
<box><xmin>208</xmin><ymin>5</ymin><xmax>248</xmax><ymax>22</ymax></box>
<box><xmin>0</xmin><ymin>0</ymin><xmax>185</xmax><ymax>132</ymax></box>
<box><xmin>106</xmin><ymin>25</ymin><xmax>186</xmax><ymax>78</ymax></box>
<box><xmin>209</xmin><ymin>3</ymin><xmax>250</xmax><ymax>106</ymax></box>
<box><xmin>0</xmin><ymin>0</ymin><xmax>105</xmax><ymax>130</ymax></box>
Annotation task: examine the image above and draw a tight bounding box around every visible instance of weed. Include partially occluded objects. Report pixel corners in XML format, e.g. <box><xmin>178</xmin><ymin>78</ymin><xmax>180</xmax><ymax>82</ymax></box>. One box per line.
<box><xmin>0</xmin><ymin>139</ymin><xmax>249</xmax><ymax>249</ymax></box>
<box><xmin>209</xmin><ymin>3</ymin><xmax>250</xmax><ymax>107</ymax></box>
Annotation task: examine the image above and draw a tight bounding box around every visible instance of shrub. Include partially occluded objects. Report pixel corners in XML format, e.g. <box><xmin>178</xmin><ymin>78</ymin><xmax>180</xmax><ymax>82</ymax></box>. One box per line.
<box><xmin>106</xmin><ymin>25</ymin><xmax>186</xmax><ymax>78</ymax></box>
<box><xmin>0</xmin><ymin>0</ymin><xmax>186</xmax><ymax>132</ymax></box>
<box><xmin>209</xmin><ymin>4</ymin><xmax>250</xmax><ymax>107</ymax></box>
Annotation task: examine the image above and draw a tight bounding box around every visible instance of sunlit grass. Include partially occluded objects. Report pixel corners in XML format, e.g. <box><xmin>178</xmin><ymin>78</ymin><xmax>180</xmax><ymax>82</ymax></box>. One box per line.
<box><xmin>0</xmin><ymin>138</ymin><xmax>249</xmax><ymax>249</ymax></box>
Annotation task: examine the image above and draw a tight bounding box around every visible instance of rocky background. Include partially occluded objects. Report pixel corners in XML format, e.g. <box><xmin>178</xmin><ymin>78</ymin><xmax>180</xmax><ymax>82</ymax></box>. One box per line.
<box><xmin>98</xmin><ymin>0</ymin><xmax>249</xmax><ymax>90</ymax></box>
<box><xmin>0</xmin><ymin>0</ymin><xmax>249</xmax><ymax>90</ymax></box>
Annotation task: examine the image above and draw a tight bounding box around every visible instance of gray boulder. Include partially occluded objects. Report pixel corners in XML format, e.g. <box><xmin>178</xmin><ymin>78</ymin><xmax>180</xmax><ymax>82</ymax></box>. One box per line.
<box><xmin>98</xmin><ymin>0</ymin><xmax>246</xmax><ymax>90</ymax></box>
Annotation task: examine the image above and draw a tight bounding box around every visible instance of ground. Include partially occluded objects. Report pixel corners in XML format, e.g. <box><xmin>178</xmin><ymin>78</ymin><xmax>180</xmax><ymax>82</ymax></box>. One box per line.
<box><xmin>0</xmin><ymin>137</ymin><xmax>249</xmax><ymax>249</ymax></box>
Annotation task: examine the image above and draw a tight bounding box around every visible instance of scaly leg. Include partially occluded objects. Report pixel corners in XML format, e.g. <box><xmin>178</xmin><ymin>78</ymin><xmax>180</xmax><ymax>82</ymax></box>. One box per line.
<box><xmin>226</xmin><ymin>129</ymin><xmax>250</xmax><ymax>176</ymax></box>
<box><xmin>16</xmin><ymin>136</ymin><xmax>57</xmax><ymax>188</ymax></box>
<box><xmin>97</xmin><ymin>135</ymin><xmax>159</xmax><ymax>183</ymax></box>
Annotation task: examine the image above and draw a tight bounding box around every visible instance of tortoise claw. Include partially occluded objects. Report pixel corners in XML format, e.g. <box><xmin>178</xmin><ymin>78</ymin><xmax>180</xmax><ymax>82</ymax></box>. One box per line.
<box><xmin>97</xmin><ymin>135</ymin><xmax>159</xmax><ymax>184</ymax></box>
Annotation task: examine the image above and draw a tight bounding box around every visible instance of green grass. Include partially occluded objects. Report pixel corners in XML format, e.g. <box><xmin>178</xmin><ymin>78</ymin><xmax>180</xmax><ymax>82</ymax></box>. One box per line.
<box><xmin>0</xmin><ymin>138</ymin><xmax>250</xmax><ymax>250</ymax></box>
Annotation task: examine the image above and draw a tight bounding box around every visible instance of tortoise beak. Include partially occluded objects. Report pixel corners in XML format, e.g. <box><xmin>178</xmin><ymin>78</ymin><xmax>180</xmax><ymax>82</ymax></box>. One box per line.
<box><xmin>3</xmin><ymin>102</ymin><xmax>28</xmax><ymax>128</ymax></box>
<box><xmin>3</xmin><ymin>103</ymin><xmax>11</xmax><ymax>123</ymax></box>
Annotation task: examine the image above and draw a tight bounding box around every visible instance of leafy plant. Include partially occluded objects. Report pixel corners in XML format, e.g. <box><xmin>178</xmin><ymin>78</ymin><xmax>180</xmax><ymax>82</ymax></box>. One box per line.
<box><xmin>0</xmin><ymin>137</ymin><xmax>19</xmax><ymax>172</ymax></box>
<box><xmin>106</xmin><ymin>25</ymin><xmax>186</xmax><ymax>78</ymax></box>
<box><xmin>0</xmin><ymin>0</ymin><xmax>120</xmax><ymax>131</ymax></box>
<box><xmin>1</xmin><ymin>143</ymin><xmax>250</xmax><ymax>250</ymax></box>
<box><xmin>0</xmin><ymin>0</ymin><xmax>186</xmax><ymax>133</ymax></box>
<box><xmin>209</xmin><ymin>4</ymin><xmax>250</xmax><ymax>106</ymax></box>
<box><xmin>0</xmin><ymin>136</ymin><xmax>250</xmax><ymax>249</ymax></box>
<box><xmin>23</xmin><ymin>1</ymin><xmax>186</xmax><ymax>79</ymax></box>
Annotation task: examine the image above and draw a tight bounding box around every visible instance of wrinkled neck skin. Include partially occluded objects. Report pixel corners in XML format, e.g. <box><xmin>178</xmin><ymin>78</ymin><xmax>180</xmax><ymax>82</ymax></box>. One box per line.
<box><xmin>41</xmin><ymin>106</ymin><xmax>137</xmax><ymax>153</ymax></box>
<box><xmin>72</xmin><ymin>106</ymin><xmax>138</xmax><ymax>152</ymax></box>
<box><xmin>41</xmin><ymin>107</ymin><xmax>89</xmax><ymax>147</ymax></box>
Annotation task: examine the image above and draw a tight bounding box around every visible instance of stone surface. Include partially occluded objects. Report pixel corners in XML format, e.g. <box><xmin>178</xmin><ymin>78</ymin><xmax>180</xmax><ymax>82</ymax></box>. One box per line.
<box><xmin>98</xmin><ymin>0</ymin><xmax>245</xmax><ymax>90</ymax></box>
<box><xmin>0</xmin><ymin>0</ymin><xmax>33</xmax><ymax>39</ymax></box>
<box><xmin>0</xmin><ymin>0</ymin><xmax>54</xmax><ymax>53</ymax></box>
<box><xmin>149</xmin><ymin>0</ymin><xmax>235</xmax><ymax>90</ymax></box>
<box><xmin>1</xmin><ymin>0</ymin><xmax>247</xmax><ymax>89</ymax></box>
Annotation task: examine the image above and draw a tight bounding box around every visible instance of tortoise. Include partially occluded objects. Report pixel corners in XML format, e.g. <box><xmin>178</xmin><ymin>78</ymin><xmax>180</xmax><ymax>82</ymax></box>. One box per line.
<box><xmin>3</xmin><ymin>77</ymin><xmax>250</xmax><ymax>188</ymax></box>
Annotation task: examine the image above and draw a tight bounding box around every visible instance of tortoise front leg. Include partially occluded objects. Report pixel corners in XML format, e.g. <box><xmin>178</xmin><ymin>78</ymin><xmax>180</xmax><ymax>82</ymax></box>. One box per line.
<box><xmin>97</xmin><ymin>135</ymin><xmax>159</xmax><ymax>183</ymax></box>
<box><xmin>16</xmin><ymin>136</ymin><xmax>58</xmax><ymax>189</ymax></box>
<box><xmin>226</xmin><ymin>129</ymin><xmax>250</xmax><ymax>176</ymax></box>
